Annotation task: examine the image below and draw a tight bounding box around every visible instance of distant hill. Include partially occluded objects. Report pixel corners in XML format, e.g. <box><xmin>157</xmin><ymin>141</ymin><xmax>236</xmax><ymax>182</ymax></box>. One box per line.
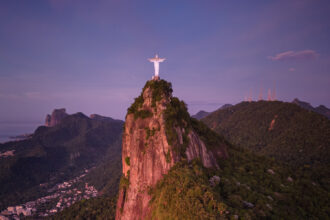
<box><xmin>292</xmin><ymin>98</ymin><xmax>330</xmax><ymax>119</ymax></box>
<box><xmin>0</xmin><ymin>112</ymin><xmax>123</xmax><ymax>211</ymax></box>
<box><xmin>202</xmin><ymin>101</ymin><xmax>330</xmax><ymax>169</ymax></box>
<box><xmin>192</xmin><ymin>104</ymin><xmax>233</xmax><ymax>119</ymax></box>
<box><xmin>219</xmin><ymin>104</ymin><xmax>234</xmax><ymax>110</ymax></box>
<box><xmin>192</xmin><ymin>110</ymin><xmax>210</xmax><ymax>120</ymax></box>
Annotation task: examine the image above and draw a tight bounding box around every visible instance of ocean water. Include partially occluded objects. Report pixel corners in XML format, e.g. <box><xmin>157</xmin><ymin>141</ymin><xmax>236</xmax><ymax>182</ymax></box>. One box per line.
<box><xmin>0</xmin><ymin>121</ymin><xmax>42</xmax><ymax>143</ymax></box>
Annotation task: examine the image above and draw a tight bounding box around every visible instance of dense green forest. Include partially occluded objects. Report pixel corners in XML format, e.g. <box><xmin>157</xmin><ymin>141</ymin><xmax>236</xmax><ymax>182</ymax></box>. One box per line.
<box><xmin>150</xmin><ymin>144</ymin><xmax>329</xmax><ymax>219</ymax></box>
<box><xmin>202</xmin><ymin>101</ymin><xmax>330</xmax><ymax>169</ymax></box>
<box><xmin>148</xmin><ymin>98</ymin><xmax>330</xmax><ymax>219</ymax></box>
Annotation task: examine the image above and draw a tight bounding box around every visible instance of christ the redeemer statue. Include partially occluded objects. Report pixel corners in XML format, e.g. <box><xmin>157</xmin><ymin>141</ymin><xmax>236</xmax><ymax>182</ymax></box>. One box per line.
<box><xmin>149</xmin><ymin>54</ymin><xmax>165</xmax><ymax>78</ymax></box>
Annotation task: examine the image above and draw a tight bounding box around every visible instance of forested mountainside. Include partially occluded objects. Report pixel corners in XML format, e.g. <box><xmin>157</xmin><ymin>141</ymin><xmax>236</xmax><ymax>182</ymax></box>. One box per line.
<box><xmin>202</xmin><ymin>101</ymin><xmax>330</xmax><ymax>169</ymax></box>
<box><xmin>0</xmin><ymin>112</ymin><xmax>123</xmax><ymax>214</ymax></box>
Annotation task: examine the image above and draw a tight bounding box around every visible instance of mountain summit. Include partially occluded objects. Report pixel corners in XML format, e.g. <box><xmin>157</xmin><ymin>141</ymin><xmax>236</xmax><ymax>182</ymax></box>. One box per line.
<box><xmin>45</xmin><ymin>108</ymin><xmax>68</xmax><ymax>127</ymax></box>
<box><xmin>115</xmin><ymin>79</ymin><xmax>228</xmax><ymax>220</ymax></box>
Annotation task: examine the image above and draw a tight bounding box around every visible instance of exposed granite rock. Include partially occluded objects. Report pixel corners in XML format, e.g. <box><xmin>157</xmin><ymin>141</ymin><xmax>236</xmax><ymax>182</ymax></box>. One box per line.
<box><xmin>45</xmin><ymin>114</ymin><xmax>51</xmax><ymax>127</ymax></box>
<box><xmin>45</xmin><ymin>108</ymin><xmax>68</xmax><ymax>127</ymax></box>
<box><xmin>115</xmin><ymin>79</ymin><xmax>227</xmax><ymax>220</ymax></box>
<box><xmin>185</xmin><ymin>130</ymin><xmax>220</xmax><ymax>168</ymax></box>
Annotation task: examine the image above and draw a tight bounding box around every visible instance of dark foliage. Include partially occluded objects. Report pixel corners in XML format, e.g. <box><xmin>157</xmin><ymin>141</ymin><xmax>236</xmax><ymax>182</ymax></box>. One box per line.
<box><xmin>50</xmin><ymin>196</ymin><xmax>117</xmax><ymax>220</ymax></box>
<box><xmin>133</xmin><ymin>109</ymin><xmax>153</xmax><ymax>119</ymax></box>
<box><xmin>0</xmin><ymin>113</ymin><xmax>123</xmax><ymax>210</ymax></box>
<box><xmin>143</xmin><ymin>79</ymin><xmax>173</xmax><ymax>108</ymax></box>
<box><xmin>150</xmin><ymin>145</ymin><xmax>330</xmax><ymax>219</ymax></box>
<box><xmin>81</xmin><ymin>140</ymin><xmax>122</xmax><ymax>197</ymax></box>
<box><xmin>149</xmin><ymin>160</ymin><xmax>227</xmax><ymax>219</ymax></box>
<box><xmin>126</xmin><ymin>79</ymin><xmax>173</xmax><ymax>118</ymax></box>
<box><xmin>127</xmin><ymin>95</ymin><xmax>144</xmax><ymax>116</ymax></box>
<box><xmin>125</xmin><ymin>156</ymin><xmax>130</xmax><ymax>166</ymax></box>
<box><xmin>163</xmin><ymin>97</ymin><xmax>191</xmax><ymax>157</ymax></box>
<box><xmin>202</xmin><ymin>101</ymin><xmax>330</xmax><ymax>169</ymax></box>
<box><xmin>190</xmin><ymin>118</ymin><xmax>228</xmax><ymax>151</ymax></box>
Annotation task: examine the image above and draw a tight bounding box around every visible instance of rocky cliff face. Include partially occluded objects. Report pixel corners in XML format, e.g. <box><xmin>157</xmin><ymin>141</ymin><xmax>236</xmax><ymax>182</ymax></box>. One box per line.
<box><xmin>115</xmin><ymin>79</ymin><xmax>227</xmax><ymax>220</ymax></box>
<box><xmin>45</xmin><ymin>108</ymin><xmax>68</xmax><ymax>127</ymax></box>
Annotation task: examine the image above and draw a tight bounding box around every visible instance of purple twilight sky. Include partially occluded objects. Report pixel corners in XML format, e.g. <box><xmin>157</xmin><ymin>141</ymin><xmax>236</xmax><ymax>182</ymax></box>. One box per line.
<box><xmin>1</xmin><ymin>0</ymin><xmax>330</xmax><ymax>122</ymax></box>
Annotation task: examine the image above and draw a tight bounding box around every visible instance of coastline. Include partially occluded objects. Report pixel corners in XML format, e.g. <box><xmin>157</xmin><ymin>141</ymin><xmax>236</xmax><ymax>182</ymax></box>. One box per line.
<box><xmin>0</xmin><ymin>121</ymin><xmax>42</xmax><ymax>144</ymax></box>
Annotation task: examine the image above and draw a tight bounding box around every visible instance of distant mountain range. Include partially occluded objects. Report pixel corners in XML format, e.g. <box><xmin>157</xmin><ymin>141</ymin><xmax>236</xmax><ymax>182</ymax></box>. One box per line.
<box><xmin>193</xmin><ymin>99</ymin><xmax>330</xmax><ymax>120</ymax></box>
<box><xmin>192</xmin><ymin>104</ymin><xmax>233</xmax><ymax>119</ymax></box>
<box><xmin>292</xmin><ymin>98</ymin><xmax>330</xmax><ymax>119</ymax></box>
<box><xmin>0</xmin><ymin>110</ymin><xmax>123</xmax><ymax>214</ymax></box>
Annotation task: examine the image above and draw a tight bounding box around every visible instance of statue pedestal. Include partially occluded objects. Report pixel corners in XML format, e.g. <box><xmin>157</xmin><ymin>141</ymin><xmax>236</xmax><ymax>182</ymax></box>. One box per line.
<box><xmin>152</xmin><ymin>75</ymin><xmax>160</xmax><ymax>81</ymax></box>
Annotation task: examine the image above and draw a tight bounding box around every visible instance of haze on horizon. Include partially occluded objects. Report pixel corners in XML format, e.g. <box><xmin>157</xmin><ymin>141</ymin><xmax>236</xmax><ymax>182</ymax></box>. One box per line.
<box><xmin>1</xmin><ymin>0</ymin><xmax>330</xmax><ymax>122</ymax></box>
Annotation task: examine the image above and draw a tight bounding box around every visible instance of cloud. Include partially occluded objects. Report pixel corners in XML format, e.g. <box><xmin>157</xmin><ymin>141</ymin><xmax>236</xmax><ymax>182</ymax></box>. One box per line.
<box><xmin>289</xmin><ymin>67</ymin><xmax>295</xmax><ymax>72</ymax></box>
<box><xmin>269</xmin><ymin>50</ymin><xmax>319</xmax><ymax>61</ymax></box>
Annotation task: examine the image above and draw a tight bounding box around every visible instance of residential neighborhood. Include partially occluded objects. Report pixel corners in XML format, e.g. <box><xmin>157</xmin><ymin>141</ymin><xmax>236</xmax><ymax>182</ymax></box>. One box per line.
<box><xmin>0</xmin><ymin>170</ymin><xmax>98</xmax><ymax>219</ymax></box>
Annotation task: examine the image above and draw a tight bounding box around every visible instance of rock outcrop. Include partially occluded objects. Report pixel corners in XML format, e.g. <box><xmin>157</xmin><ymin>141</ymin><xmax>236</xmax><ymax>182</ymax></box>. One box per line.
<box><xmin>115</xmin><ymin>79</ymin><xmax>227</xmax><ymax>220</ymax></box>
<box><xmin>45</xmin><ymin>108</ymin><xmax>68</xmax><ymax>127</ymax></box>
<box><xmin>45</xmin><ymin>109</ymin><xmax>122</xmax><ymax>127</ymax></box>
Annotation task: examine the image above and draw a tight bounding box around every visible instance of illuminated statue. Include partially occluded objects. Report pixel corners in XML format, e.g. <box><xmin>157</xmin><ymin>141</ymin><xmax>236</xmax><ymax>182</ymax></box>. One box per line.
<box><xmin>148</xmin><ymin>54</ymin><xmax>165</xmax><ymax>78</ymax></box>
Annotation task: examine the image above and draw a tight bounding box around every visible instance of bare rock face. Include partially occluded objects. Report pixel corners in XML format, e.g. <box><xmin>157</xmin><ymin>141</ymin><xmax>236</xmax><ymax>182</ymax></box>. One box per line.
<box><xmin>45</xmin><ymin>108</ymin><xmax>68</xmax><ymax>127</ymax></box>
<box><xmin>115</xmin><ymin>80</ymin><xmax>227</xmax><ymax>220</ymax></box>
<box><xmin>45</xmin><ymin>114</ymin><xmax>51</xmax><ymax>127</ymax></box>
<box><xmin>185</xmin><ymin>131</ymin><xmax>219</xmax><ymax>168</ymax></box>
